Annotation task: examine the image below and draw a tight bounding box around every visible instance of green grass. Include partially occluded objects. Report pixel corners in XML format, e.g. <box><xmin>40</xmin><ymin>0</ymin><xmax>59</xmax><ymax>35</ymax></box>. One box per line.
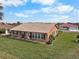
<box><xmin>0</xmin><ymin>32</ymin><xmax>79</xmax><ymax>59</ymax></box>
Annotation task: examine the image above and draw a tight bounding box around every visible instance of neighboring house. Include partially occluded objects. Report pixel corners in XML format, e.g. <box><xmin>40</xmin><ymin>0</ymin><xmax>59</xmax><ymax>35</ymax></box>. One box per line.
<box><xmin>10</xmin><ymin>23</ymin><xmax>58</xmax><ymax>44</ymax></box>
<box><xmin>59</xmin><ymin>23</ymin><xmax>79</xmax><ymax>32</ymax></box>
<box><xmin>0</xmin><ymin>23</ymin><xmax>18</xmax><ymax>35</ymax></box>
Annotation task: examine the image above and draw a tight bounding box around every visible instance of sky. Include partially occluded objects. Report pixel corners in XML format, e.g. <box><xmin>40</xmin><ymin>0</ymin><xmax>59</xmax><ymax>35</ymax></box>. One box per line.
<box><xmin>0</xmin><ymin>0</ymin><xmax>79</xmax><ymax>23</ymax></box>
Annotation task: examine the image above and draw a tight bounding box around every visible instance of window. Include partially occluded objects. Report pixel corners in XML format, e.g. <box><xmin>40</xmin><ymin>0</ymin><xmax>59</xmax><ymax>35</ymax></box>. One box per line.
<box><xmin>35</xmin><ymin>33</ymin><xmax>37</xmax><ymax>38</ymax></box>
<box><xmin>31</xmin><ymin>33</ymin><xmax>40</xmax><ymax>39</ymax></box>
<box><xmin>38</xmin><ymin>34</ymin><xmax>40</xmax><ymax>39</ymax></box>
<box><xmin>41</xmin><ymin>34</ymin><xmax>45</xmax><ymax>39</ymax></box>
<box><xmin>31</xmin><ymin>33</ymin><xmax>35</xmax><ymax>39</ymax></box>
<box><xmin>31</xmin><ymin>33</ymin><xmax>46</xmax><ymax>39</ymax></box>
<box><xmin>32</xmin><ymin>34</ymin><xmax>34</xmax><ymax>39</ymax></box>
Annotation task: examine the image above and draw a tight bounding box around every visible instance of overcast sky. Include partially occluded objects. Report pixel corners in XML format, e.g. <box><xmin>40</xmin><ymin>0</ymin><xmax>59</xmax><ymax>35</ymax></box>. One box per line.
<box><xmin>1</xmin><ymin>0</ymin><xmax>79</xmax><ymax>23</ymax></box>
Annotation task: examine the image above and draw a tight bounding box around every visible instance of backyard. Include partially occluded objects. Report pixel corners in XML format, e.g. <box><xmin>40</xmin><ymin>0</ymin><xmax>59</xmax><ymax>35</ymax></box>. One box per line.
<box><xmin>0</xmin><ymin>32</ymin><xmax>79</xmax><ymax>59</ymax></box>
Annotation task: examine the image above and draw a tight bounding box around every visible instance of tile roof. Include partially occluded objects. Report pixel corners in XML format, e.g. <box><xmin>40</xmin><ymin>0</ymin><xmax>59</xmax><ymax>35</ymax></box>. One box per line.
<box><xmin>61</xmin><ymin>23</ymin><xmax>78</xmax><ymax>27</ymax></box>
<box><xmin>11</xmin><ymin>23</ymin><xmax>57</xmax><ymax>33</ymax></box>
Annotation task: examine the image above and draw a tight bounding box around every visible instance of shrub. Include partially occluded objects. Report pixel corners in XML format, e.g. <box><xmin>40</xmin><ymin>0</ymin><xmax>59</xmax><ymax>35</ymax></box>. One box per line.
<box><xmin>0</xmin><ymin>29</ymin><xmax>5</xmax><ymax>34</ymax></box>
<box><xmin>75</xmin><ymin>35</ymin><xmax>79</xmax><ymax>43</ymax></box>
<box><xmin>76</xmin><ymin>35</ymin><xmax>79</xmax><ymax>38</ymax></box>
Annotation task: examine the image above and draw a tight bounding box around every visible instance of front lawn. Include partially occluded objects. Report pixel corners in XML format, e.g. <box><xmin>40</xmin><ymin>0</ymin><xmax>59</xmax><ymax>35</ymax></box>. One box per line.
<box><xmin>0</xmin><ymin>32</ymin><xmax>79</xmax><ymax>59</ymax></box>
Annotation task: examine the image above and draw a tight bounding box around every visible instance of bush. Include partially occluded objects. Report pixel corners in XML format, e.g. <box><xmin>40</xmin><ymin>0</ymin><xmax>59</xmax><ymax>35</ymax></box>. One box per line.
<box><xmin>0</xmin><ymin>29</ymin><xmax>5</xmax><ymax>34</ymax></box>
<box><xmin>75</xmin><ymin>35</ymin><xmax>79</xmax><ymax>43</ymax></box>
<box><xmin>76</xmin><ymin>35</ymin><xmax>79</xmax><ymax>38</ymax></box>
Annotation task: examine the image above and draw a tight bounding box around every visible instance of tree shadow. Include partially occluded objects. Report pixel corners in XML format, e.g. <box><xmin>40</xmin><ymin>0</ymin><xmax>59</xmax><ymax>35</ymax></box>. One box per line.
<box><xmin>1</xmin><ymin>35</ymin><xmax>40</xmax><ymax>44</ymax></box>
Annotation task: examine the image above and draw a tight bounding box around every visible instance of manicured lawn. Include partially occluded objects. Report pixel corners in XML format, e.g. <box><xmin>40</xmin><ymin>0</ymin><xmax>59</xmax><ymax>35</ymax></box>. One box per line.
<box><xmin>0</xmin><ymin>32</ymin><xmax>79</xmax><ymax>59</ymax></box>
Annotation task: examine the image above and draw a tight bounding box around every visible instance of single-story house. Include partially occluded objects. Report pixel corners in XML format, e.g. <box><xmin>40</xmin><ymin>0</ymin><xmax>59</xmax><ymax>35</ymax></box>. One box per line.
<box><xmin>59</xmin><ymin>23</ymin><xmax>79</xmax><ymax>32</ymax></box>
<box><xmin>10</xmin><ymin>23</ymin><xmax>58</xmax><ymax>44</ymax></box>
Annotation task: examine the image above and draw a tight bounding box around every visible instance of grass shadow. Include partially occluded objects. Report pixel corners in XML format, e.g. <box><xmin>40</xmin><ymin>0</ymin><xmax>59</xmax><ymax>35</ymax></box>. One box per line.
<box><xmin>72</xmin><ymin>39</ymin><xmax>79</xmax><ymax>44</ymax></box>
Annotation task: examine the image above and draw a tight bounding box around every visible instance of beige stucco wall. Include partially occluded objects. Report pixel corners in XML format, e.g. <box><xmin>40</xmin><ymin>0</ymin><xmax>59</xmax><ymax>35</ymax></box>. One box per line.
<box><xmin>45</xmin><ymin>26</ymin><xmax>58</xmax><ymax>42</ymax></box>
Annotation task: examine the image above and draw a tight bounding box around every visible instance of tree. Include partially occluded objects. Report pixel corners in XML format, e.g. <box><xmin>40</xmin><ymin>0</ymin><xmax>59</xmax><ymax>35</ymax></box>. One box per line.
<box><xmin>17</xmin><ymin>21</ymin><xmax>21</xmax><ymax>25</ymax></box>
<box><xmin>0</xmin><ymin>3</ymin><xmax>3</xmax><ymax>20</ymax></box>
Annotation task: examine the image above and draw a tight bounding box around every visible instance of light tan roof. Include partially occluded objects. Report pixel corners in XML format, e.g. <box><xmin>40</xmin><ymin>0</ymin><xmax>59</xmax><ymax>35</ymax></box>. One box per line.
<box><xmin>11</xmin><ymin>23</ymin><xmax>57</xmax><ymax>33</ymax></box>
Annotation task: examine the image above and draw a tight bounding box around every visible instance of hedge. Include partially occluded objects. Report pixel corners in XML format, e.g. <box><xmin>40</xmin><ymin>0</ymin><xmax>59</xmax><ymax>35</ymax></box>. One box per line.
<box><xmin>0</xmin><ymin>29</ymin><xmax>5</xmax><ymax>34</ymax></box>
